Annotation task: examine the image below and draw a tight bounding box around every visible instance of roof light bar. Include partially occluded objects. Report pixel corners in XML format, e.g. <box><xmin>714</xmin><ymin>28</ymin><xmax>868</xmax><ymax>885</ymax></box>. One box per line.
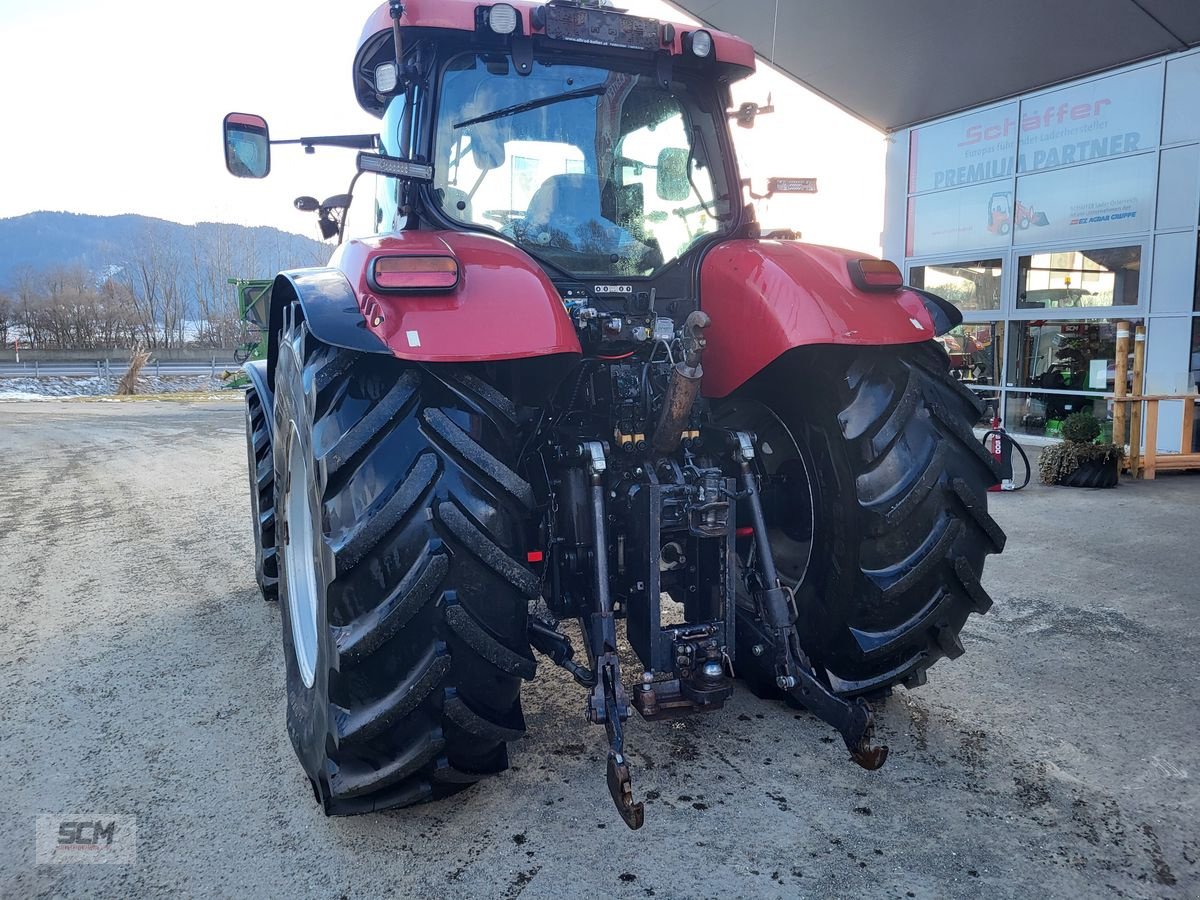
<box><xmin>356</xmin><ymin>152</ymin><xmax>433</xmax><ymax>181</ymax></box>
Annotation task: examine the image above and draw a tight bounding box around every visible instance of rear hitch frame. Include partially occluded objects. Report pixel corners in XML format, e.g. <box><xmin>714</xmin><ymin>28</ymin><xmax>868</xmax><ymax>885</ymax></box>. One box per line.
<box><xmin>577</xmin><ymin>441</ymin><xmax>646</xmax><ymax>829</ymax></box>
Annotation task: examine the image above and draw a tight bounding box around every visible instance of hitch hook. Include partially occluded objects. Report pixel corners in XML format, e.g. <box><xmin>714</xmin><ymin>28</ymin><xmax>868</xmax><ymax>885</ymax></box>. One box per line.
<box><xmin>599</xmin><ymin>661</ymin><xmax>644</xmax><ymax>829</ymax></box>
<box><xmin>607</xmin><ymin>752</ymin><xmax>645</xmax><ymax>830</ymax></box>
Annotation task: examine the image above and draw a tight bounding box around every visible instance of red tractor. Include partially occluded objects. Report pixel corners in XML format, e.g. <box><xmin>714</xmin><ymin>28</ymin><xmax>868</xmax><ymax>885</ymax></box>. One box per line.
<box><xmin>226</xmin><ymin>0</ymin><xmax>1003</xmax><ymax>829</ymax></box>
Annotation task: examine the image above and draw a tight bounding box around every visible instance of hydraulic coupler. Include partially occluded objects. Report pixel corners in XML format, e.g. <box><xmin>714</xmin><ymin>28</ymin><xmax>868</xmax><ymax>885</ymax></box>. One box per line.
<box><xmin>652</xmin><ymin>311</ymin><xmax>710</xmax><ymax>455</ymax></box>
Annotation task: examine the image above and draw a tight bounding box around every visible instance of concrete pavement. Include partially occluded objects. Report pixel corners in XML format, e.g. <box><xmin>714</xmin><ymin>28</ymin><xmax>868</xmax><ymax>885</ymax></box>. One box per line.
<box><xmin>0</xmin><ymin>399</ymin><xmax>1196</xmax><ymax>899</ymax></box>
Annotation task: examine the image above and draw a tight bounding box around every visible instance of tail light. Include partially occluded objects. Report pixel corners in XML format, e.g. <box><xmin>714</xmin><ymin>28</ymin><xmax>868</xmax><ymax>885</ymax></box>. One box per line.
<box><xmin>848</xmin><ymin>258</ymin><xmax>904</xmax><ymax>292</ymax></box>
<box><xmin>370</xmin><ymin>255</ymin><xmax>459</xmax><ymax>292</ymax></box>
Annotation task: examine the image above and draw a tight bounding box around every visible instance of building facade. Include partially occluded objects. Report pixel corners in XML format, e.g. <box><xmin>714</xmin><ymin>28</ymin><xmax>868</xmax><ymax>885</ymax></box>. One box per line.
<box><xmin>882</xmin><ymin>49</ymin><xmax>1200</xmax><ymax>449</ymax></box>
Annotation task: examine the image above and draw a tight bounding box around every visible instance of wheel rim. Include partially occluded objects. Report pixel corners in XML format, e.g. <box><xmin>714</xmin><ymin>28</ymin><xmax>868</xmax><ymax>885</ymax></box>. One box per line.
<box><xmin>283</xmin><ymin>423</ymin><xmax>319</xmax><ymax>688</ymax></box>
<box><xmin>712</xmin><ymin>397</ymin><xmax>816</xmax><ymax>599</ymax></box>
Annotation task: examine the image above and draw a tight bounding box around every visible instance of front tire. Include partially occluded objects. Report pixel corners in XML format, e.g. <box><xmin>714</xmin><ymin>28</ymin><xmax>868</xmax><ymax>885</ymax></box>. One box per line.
<box><xmin>273</xmin><ymin>304</ymin><xmax>537</xmax><ymax>814</ymax></box>
<box><xmin>715</xmin><ymin>342</ymin><xmax>1005</xmax><ymax>696</ymax></box>
<box><xmin>245</xmin><ymin>386</ymin><xmax>278</xmax><ymax>600</ymax></box>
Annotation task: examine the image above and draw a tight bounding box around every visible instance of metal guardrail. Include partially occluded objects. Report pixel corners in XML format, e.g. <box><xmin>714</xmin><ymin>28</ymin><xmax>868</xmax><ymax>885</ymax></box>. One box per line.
<box><xmin>0</xmin><ymin>357</ymin><xmax>231</xmax><ymax>378</ymax></box>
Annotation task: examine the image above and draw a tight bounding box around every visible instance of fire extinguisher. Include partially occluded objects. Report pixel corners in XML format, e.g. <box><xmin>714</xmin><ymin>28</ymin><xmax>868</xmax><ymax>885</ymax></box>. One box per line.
<box><xmin>982</xmin><ymin>406</ymin><xmax>1030</xmax><ymax>491</ymax></box>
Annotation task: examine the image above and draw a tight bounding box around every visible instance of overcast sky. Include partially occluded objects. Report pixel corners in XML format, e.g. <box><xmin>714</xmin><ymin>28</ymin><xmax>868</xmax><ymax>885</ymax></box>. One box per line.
<box><xmin>0</xmin><ymin>0</ymin><xmax>886</xmax><ymax>252</ymax></box>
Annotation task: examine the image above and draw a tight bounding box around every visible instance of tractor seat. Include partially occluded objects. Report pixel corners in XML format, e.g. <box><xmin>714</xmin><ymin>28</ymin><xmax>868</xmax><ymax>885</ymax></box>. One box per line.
<box><xmin>524</xmin><ymin>174</ymin><xmax>604</xmax><ymax>229</ymax></box>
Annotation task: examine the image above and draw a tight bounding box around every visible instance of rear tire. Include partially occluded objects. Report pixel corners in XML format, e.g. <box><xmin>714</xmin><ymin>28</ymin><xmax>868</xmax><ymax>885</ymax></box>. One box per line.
<box><xmin>715</xmin><ymin>341</ymin><xmax>1005</xmax><ymax>696</ymax></box>
<box><xmin>273</xmin><ymin>303</ymin><xmax>537</xmax><ymax>814</ymax></box>
<box><xmin>245</xmin><ymin>386</ymin><xmax>278</xmax><ymax>600</ymax></box>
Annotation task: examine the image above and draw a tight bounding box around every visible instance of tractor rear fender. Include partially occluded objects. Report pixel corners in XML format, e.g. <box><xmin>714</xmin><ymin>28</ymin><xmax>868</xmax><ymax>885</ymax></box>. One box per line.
<box><xmin>263</xmin><ymin>267</ymin><xmax>392</xmax><ymax>391</ymax></box>
<box><xmin>700</xmin><ymin>240</ymin><xmax>960</xmax><ymax>398</ymax></box>
<box><xmin>264</xmin><ymin>230</ymin><xmax>581</xmax><ymax>389</ymax></box>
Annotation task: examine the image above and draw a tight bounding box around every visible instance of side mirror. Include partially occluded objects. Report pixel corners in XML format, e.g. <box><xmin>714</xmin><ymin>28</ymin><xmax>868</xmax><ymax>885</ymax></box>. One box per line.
<box><xmin>223</xmin><ymin>112</ymin><xmax>271</xmax><ymax>178</ymax></box>
<box><xmin>656</xmin><ymin>147</ymin><xmax>690</xmax><ymax>202</ymax></box>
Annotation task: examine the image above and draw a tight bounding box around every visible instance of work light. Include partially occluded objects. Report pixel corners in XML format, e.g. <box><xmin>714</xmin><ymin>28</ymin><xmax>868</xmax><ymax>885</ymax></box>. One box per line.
<box><xmin>688</xmin><ymin>30</ymin><xmax>713</xmax><ymax>58</ymax></box>
<box><xmin>488</xmin><ymin>3</ymin><xmax>518</xmax><ymax>34</ymax></box>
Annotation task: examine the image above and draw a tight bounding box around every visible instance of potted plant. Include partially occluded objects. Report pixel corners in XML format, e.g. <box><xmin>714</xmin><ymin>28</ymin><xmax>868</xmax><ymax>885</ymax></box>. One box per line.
<box><xmin>1037</xmin><ymin>411</ymin><xmax>1123</xmax><ymax>488</ymax></box>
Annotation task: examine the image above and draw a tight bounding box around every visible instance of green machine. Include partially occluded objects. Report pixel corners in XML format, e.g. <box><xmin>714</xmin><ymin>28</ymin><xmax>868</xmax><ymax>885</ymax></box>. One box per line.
<box><xmin>230</xmin><ymin>278</ymin><xmax>274</xmax><ymax>364</ymax></box>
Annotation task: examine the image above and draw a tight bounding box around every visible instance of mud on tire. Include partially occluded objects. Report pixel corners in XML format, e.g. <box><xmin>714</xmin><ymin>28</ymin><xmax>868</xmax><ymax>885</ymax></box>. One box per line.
<box><xmin>273</xmin><ymin>303</ymin><xmax>537</xmax><ymax>814</ymax></box>
<box><xmin>718</xmin><ymin>341</ymin><xmax>1005</xmax><ymax>697</ymax></box>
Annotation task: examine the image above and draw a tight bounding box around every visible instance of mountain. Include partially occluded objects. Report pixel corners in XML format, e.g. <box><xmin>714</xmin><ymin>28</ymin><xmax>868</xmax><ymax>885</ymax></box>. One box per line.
<box><xmin>0</xmin><ymin>211</ymin><xmax>330</xmax><ymax>289</ymax></box>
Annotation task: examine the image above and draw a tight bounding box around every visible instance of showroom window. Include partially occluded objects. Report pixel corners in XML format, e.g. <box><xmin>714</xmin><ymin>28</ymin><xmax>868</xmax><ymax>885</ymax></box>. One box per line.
<box><xmin>1016</xmin><ymin>245</ymin><xmax>1140</xmax><ymax>309</ymax></box>
<box><xmin>935</xmin><ymin>322</ymin><xmax>1002</xmax><ymax>385</ymax></box>
<box><xmin>1191</xmin><ymin>318</ymin><xmax>1200</xmax><ymax>389</ymax></box>
<box><xmin>1004</xmin><ymin>391</ymin><xmax>1113</xmax><ymax>439</ymax></box>
<box><xmin>1006</xmin><ymin>319</ymin><xmax>1122</xmax><ymax>391</ymax></box>
<box><xmin>1194</xmin><ymin>236</ymin><xmax>1200</xmax><ymax>312</ymax></box>
<box><xmin>910</xmin><ymin>259</ymin><xmax>1002</xmax><ymax>312</ymax></box>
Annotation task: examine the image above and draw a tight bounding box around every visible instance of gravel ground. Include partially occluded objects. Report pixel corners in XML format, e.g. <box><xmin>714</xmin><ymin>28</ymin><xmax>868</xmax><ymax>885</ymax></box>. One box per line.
<box><xmin>0</xmin><ymin>375</ymin><xmax>236</xmax><ymax>399</ymax></box>
<box><xmin>0</xmin><ymin>399</ymin><xmax>1197</xmax><ymax>899</ymax></box>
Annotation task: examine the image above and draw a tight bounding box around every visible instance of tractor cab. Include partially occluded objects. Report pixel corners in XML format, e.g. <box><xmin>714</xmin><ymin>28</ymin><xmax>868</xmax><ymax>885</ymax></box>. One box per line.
<box><xmin>222</xmin><ymin>1</ymin><xmax>818</xmax><ymax>312</ymax></box>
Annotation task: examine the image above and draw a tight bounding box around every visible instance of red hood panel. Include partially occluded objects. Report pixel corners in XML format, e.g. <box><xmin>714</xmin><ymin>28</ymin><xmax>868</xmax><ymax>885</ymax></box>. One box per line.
<box><xmin>334</xmin><ymin>231</ymin><xmax>580</xmax><ymax>363</ymax></box>
<box><xmin>700</xmin><ymin>240</ymin><xmax>937</xmax><ymax>397</ymax></box>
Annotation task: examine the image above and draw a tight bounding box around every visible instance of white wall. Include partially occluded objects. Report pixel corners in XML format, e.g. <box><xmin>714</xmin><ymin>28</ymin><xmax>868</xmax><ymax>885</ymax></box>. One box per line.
<box><xmin>647</xmin><ymin>1</ymin><xmax>887</xmax><ymax>256</ymax></box>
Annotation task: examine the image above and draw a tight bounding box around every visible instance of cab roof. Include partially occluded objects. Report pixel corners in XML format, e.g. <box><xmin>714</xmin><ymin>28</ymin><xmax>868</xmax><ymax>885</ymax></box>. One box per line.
<box><xmin>353</xmin><ymin>0</ymin><xmax>756</xmax><ymax>116</ymax></box>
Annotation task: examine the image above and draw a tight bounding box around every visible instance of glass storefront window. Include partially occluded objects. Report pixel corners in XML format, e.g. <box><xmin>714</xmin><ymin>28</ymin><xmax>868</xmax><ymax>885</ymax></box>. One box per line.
<box><xmin>1194</xmin><ymin>235</ymin><xmax>1200</xmax><ymax>313</ymax></box>
<box><xmin>1005</xmin><ymin>391</ymin><xmax>1112</xmax><ymax>439</ymax></box>
<box><xmin>910</xmin><ymin>259</ymin><xmax>1002</xmax><ymax>312</ymax></box>
<box><xmin>1191</xmin><ymin>318</ymin><xmax>1200</xmax><ymax>390</ymax></box>
<box><xmin>1017</xmin><ymin>245</ymin><xmax>1140</xmax><ymax>309</ymax></box>
<box><xmin>1006</xmin><ymin>319</ymin><xmax>1125</xmax><ymax>392</ymax></box>
<box><xmin>935</xmin><ymin>322</ymin><xmax>1002</xmax><ymax>385</ymax></box>
<box><xmin>1015</xmin><ymin>66</ymin><xmax>1160</xmax><ymax>174</ymax></box>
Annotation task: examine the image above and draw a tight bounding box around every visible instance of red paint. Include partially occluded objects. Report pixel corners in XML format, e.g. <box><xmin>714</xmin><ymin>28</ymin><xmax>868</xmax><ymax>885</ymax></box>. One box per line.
<box><xmin>225</xmin><ymin>112</ymin><xmax>266</xmax><ymax>127</ymax></box>
<box><xmin>333</xmin><ymin>231</ymin><xmax>580</xmax><ymax>363</ymax></box>
<box><xmin>699</xmin><ymin>241</ymin><xmax>937</xmax><ymax>398</ymax></box>
<box><xmin>356</xmin><ymin>0</ymin><xmax>755</xmax><ymax>103</ymax></box>
<box><xmin>526</xmin><ymin>550</ymin><xmax>545</xmax><ymax>563</ymax></box>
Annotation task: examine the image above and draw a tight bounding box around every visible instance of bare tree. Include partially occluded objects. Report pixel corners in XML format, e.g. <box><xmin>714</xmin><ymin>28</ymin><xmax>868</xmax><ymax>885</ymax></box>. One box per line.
<box><xmin>122</xmin><ymin>224</ymin><xmax>186</xmax><ymax>348</ymax></box>
<box><xmin>0</xmin><ymin>291</ymin><xmax>12</xmax><ymax>348</ymax></box>
<box><xmin>5</xmin><ymin>221</ymin><xmax>330</xmax><ymax>351</ymax></box>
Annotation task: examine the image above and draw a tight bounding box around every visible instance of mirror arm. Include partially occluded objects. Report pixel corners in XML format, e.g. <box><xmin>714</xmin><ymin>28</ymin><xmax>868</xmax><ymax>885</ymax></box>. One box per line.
<box><xmin>272</xmin><ymin>134</ymin><xmax>378</xmax><ymax>153</ymax></box>
<box><xmin>390</xmin><ymin>0</ymin><xmax>406</xmax><ymax>76</ymax></box>
<box><xmin>741</xmin><ymin>177</ymin><xmax>774</xmax><ymax>201</ymax></box>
